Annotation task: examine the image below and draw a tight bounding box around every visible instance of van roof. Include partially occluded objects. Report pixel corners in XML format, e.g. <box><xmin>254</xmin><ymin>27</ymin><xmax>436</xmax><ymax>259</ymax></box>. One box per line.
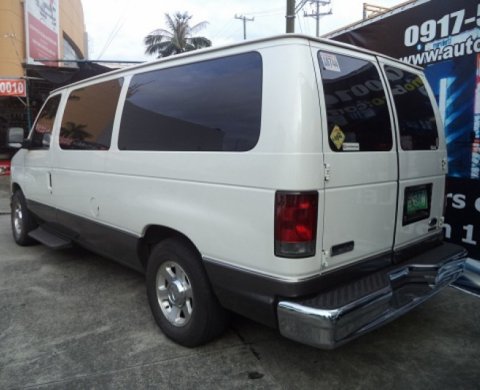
<box><xmin>52</xmin><ymin>34</ymin><xmax>421</xmax><ymax>93</ymax></box>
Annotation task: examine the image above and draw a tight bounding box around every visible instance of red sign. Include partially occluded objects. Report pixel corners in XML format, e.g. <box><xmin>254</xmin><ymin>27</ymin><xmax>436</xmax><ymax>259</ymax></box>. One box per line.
<box><xmin>28</xmin><ymin>12</ymin><xmax>59</xmax><ymax>66</ymax></box>
<box><xmin>0</xmin><ymin>79</ymin><xmax>26</xmax><ymax>97</ymax></box>
<box><xmin>0</xmin><ymin>160</ymin><xmax>11</xmax><ymax>176</ymax></box>
<box><xmin>24</xmin><ymin>0</ymin><xmax>59</xmax><ymax>66</ymax></box>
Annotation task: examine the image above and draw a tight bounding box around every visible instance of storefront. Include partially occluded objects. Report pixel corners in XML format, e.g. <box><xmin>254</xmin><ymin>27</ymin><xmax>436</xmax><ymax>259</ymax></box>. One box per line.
<box><xmin>0</xmin><ymin>0</ymin><xmax>88</xmax><ymax>174</ymax></box>
<box><xmin>0</xmin><ymin>78</ymin><xmax>27</xmax><ymax>175</ymax></box>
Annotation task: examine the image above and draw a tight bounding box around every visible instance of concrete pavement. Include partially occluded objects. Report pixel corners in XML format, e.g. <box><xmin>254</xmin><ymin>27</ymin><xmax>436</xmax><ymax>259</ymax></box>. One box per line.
<box><xmin>0</xmin><ymin>176</ymin><xmax>9</xmax><ymax>213</ymax></box>
<box><xmin>0</xmin><ymin>182</ymin><xmax>479</xmax><ymax>388</ymax></box>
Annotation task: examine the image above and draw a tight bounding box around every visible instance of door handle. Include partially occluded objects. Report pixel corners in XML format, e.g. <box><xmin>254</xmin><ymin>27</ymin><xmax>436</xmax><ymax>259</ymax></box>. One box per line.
<box><xmin>441</xmin><ymin>158</ymin><xmax>447</xmax><ymax>172</ymax></box>
<box><xmin>48</xmin><ymin>172</ymin><xmax>52</xmax><ymax>194</ymax></box>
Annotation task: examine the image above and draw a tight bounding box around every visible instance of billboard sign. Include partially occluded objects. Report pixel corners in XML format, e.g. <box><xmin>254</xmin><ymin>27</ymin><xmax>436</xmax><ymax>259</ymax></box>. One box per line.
<box><xmin>328</xmin><ymin>0</ymin><xmax>480</xmax><ymax>259</ymax></box>
<box><xmin>0</xmin><ymin>79</ymin><xmax>26</xmax><ymax>97</ymax></box>
<box><xmin>24</xmin><ymin>0</ymin><xmax>60</xmax><ymax>66</ymax></box>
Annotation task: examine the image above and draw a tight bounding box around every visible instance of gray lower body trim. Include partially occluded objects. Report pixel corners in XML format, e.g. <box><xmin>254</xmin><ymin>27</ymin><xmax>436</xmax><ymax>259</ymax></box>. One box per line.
<box><xmin>27</xmin><ymin>199</ymin><xmax>144</xmax><ymax>272</ymax></box>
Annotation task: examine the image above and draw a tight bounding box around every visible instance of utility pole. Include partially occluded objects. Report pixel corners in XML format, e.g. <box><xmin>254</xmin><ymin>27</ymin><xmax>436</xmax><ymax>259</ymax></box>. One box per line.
<box><xmin>286</xmin><ymin>0</ymin><xmax>295</xmax><ymax>33</ymax></box>
<box><xmin>234</xmin><ymin>14</ymin><xmax>254</xmax><ymax>40</ymax></box>
<box><xmin>304</xmin><ymin>0</ymin><xmax>332</xmax><ymax>37</ymax></box>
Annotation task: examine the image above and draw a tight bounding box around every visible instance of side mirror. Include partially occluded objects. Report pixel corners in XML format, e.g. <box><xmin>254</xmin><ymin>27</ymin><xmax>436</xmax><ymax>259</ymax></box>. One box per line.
<box><xmin>7</xmin><ymin>127</ymin><xmax>25</xmax><ymax>149</ymax></box>
<box><xmin>42</xmin><ymin>133</ymin><xmax>51</xmax><ymax>148</ymax></box>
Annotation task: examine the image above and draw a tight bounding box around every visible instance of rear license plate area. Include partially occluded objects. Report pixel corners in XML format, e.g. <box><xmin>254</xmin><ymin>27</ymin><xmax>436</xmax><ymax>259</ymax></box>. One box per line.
<box><xmin>402</xmin><ymin>184</ymin><xmax>432</xmax><ymax>226</ymax></box>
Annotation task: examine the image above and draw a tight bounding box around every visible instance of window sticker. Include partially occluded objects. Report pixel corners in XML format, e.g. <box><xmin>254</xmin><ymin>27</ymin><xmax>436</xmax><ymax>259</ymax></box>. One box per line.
<box><xmin>321</xmin><ymin>53</ymin><xmax>341</xmax><ymax>72</ymax></box>
<box><xmin>330</xmin><ymin>125</ymin><xmax>345</xmax><ymax>150</ymax></box>
<box><xmin>342</xmin><ymin>142</ymin><xmax>360</xmax><ymax>151</ymax></box>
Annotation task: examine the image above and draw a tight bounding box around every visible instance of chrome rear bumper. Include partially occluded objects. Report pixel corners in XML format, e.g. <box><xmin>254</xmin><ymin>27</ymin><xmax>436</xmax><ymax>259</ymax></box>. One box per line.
<box><xmin>452</xmin><ymin>258</ymin><xmax>480</xmax><ymax>298</ymax></box>
<box><xmin>277</xmin><ymin>243</ymin><xmax>467</xmax><ymax>349</ymax></box>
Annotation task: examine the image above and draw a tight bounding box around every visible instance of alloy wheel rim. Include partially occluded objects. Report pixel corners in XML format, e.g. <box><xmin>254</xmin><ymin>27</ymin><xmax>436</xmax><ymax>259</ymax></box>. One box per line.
<box><xmin>156</xmin><ymin>261</ymin><xmax>193</xmax><ymax>327</ymax></box>
<box><xmin>13</xmin><ymin>199</ymin><xmax>23</xmax><ymax>237</ymax></box>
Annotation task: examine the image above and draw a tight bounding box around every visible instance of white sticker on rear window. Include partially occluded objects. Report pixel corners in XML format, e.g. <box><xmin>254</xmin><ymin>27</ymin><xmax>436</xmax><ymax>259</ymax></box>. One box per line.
<box><xmin>321</xmin><ymin>53</ymin><xmax>341</xmax><ymax>72</ymax></box>
<box><xmin>342</xmin><ymin>142</ymin><xmax>360</xmax><ymax>151</ymax></box>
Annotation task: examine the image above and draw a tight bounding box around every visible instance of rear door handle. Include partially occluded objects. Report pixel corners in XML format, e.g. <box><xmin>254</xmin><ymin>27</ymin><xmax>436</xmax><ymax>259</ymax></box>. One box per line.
<box><xmin>48</xmin><ymin>172</ymin><xmax>52</xmax><ymax>194</ymax></box>
<box><xmin>441</xmin><ymin>158</ymin><xmax>447</xmax><ymax>172</ymax></box>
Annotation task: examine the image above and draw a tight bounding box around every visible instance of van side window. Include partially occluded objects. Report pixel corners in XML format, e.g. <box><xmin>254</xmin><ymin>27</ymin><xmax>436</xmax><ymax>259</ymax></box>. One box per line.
<box><xmin>31</xmin><ymin>95</ymin><xmax>61</xmax><ymax>149</ymax></box>
<box><xmin>59</xmin><ymin>79</ymin><xmax>123</xmax><ymax>150</ymax></box>
<box><xmin>118</xmin><ymin>52</ymin><xmax>262</xmax><ymax>151</ymax></box>
<box><xmin>384</xmin><ymin>66</ymin><xmax>439</xmax><ymax>150</ymax></box>
<box><xmin>318</xmin><ymin>51</ymin><xmax>393</xmax><ymax>152</ymax></box>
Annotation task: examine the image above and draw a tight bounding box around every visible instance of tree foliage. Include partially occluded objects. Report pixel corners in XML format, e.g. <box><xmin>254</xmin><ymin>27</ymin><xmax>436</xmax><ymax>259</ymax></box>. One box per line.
<box><xmin>144</xmin><ymin>12</ymin><xmax>211</xmax><ymax>58</ymax></box>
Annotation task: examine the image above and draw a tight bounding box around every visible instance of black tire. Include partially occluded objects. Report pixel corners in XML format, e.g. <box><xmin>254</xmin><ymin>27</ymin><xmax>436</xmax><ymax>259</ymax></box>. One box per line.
<box><xmin>11</xmin><ymin>190</ymin><xmax>37</xmax><ymax>246</ymax></box>
<box><xmin>146</xmin><ymin>238</ymin><xmax>228</xmax><ymax>347</ymax></box>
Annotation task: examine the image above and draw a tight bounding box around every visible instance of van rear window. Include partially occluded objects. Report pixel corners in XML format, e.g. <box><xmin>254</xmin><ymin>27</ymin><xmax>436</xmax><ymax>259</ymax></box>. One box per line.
<box><xmin>118</xmin><ymin>52</ymin><xmax>262</xmax><ymax>152</ymax></box>
<box><xmin>384</xmin><ymin>66</ymin><xmax>439</xmax><ymax>151</ymax></box>
<box><xmin>318</xmin><ymin>51</ymin><xmax>393</xmax><ymax>152</ymax></box>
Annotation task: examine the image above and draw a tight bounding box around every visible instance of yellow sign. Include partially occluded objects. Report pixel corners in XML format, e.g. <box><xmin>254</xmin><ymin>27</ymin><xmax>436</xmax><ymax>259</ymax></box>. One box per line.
<box><xmin>330</xmin><ymin>125</ymin><xmax>345</xmax><ymax>150</ymax></box>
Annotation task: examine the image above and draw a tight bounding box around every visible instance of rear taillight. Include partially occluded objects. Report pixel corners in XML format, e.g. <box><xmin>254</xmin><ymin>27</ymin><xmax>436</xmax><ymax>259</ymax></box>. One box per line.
<box><xmin>275</xmin><ymin>191</ymin><xmax>318</xmax><ymax>258</ymax></box>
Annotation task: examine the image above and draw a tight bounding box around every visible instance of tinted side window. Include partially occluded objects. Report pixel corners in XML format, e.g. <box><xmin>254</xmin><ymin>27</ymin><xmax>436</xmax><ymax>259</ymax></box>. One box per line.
<box><xmin>118</xmin><ymin>52</ymin><xmax>262</xmax><ymax>151</ymax></box>
<box><xmin>318</xmin><ymin>51</ymin><xmax>392</xmax><ymax>152</ymax></box>
<box><xmin>60</xmin><ymin>79</ymin><xmax>123</xmax><ymax>150</ymax></box>
<box><xmin>31</xmin><ymin>95</ymin><xmax>61</xmax><ymax>149</ymax></box>
<box><xmin>385</xmin><ymin>66</ymin><xmax>438</xmax><ymax>150</ymax></box>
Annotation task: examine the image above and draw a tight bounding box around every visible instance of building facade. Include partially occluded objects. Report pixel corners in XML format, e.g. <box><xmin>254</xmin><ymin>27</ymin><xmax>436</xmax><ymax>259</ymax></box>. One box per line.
<box><xmin>0</xmin><ymin>0</ymin><xmax>86</xmax><ymax>162</ymax></box>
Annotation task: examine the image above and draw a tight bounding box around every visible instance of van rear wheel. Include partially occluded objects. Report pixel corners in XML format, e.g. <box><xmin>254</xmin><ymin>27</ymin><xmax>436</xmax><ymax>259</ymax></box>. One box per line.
<box><xmin>11</xmin><ymin>190</ymin><xmax>37</xmax><ymax>246</ymax></box>
<box><xmin>146</xmin><ymin>238</ymin><xmax>228</xmax><ymax>347</ymax></box>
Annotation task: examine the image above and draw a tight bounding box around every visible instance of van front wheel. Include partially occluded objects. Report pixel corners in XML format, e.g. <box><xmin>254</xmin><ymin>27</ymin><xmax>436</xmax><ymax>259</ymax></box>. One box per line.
<box><xmin>146</xmin><ymin>238</ymin><xmax>228</xmax><ymax>347</ymax></box>
<box><xmin>11</xmin><ymin>190</ymin><xmax>37</xmax><ymax>246</ymax></box>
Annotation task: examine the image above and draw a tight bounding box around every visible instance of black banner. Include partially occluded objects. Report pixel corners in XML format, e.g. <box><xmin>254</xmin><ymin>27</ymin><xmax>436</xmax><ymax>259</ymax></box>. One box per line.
<box><xmin>445</xmin><ymin>177</ymin><xmax>480</xmax><ymax>259</ymax></box>
<box><xmin>331</xmin><ymin>0</ymin><xmax>480</xmax><ymax>63</ymax></box>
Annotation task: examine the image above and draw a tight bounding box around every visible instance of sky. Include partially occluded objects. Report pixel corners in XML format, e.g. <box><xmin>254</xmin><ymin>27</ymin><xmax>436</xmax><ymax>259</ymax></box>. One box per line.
<box><xmin>81</xmin><ymin>0</ymin><xmax>409</xmax><ymax>63</ymax></box>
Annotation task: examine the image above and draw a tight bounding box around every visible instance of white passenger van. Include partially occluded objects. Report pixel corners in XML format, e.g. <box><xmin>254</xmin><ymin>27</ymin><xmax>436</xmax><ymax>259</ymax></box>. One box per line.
<box><xmin>8</xmin><ymin>35</ymin><xmax>466</xmax><ymax>349</ymax></box>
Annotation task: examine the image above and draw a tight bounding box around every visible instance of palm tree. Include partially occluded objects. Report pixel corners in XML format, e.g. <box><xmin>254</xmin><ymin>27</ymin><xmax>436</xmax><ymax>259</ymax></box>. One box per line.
<box><xmin>144</xmin><ymin>12</ymin><xmax>212</xmax><ymax>58</ymax></box>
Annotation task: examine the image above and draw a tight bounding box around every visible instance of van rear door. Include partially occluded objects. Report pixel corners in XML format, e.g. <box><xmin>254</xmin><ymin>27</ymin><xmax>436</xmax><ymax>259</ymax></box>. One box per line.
<box><xmin>379</xmin><ymin>58</ymin><xmax>447</xmax><ymax>255</ymax></box>
<box><xmin>312</xmin><ymin>44</ymin><xmax>398</xmax><ymax>271</ymax></box>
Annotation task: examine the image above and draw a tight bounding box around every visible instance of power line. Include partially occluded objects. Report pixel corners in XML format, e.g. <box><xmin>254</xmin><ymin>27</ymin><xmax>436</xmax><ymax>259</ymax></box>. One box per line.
<box><xmin>287</xmin><ymin>0</ymin><xmax>314</xmax><ymax>34</ymax></box>
<box><xmin>5</xmin><ymin>27</ymin><xmax>22</xmax><ymax>63</ymax></box>
<box><xmin>248</xmin><ymin>7</ymin><xmax>284</xmax><ymax>16</ymax></box>
<box><xmin>295</xmin><ymin>6</ymin><xmax>310</xmax><ymax>36</ymax></box>
<box><xmin>97</xmin><ymin>18</ymin><xmax>126</xmax><ymax>59</ymax></box>
<box><xmin>296</xmin><ymin>11</ymin><xmax>304</xmax><ymax>34</ymax></box>
<box><xmin>253</xmin><ymin>10</ymin><xmax>285</xmax><ymax>18</ymax></box>
<box><xmin>97</xmin><ymin>1</ymin><xmax>129</xmax><ymax>60</ymax></box>
<box><xmin>226</xmin><ymin>25</ymin><xmax>242</xmax><ymax>41</ymax></box>
<box><xmin>209</xmin><ymin>19</ymin><xmax>234</xmax><ymax>40</ymax></box>
<box><xmin>295</xmin><ymin>0</ymin><xmax>310</xmax><ymax>13</ymax></box>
